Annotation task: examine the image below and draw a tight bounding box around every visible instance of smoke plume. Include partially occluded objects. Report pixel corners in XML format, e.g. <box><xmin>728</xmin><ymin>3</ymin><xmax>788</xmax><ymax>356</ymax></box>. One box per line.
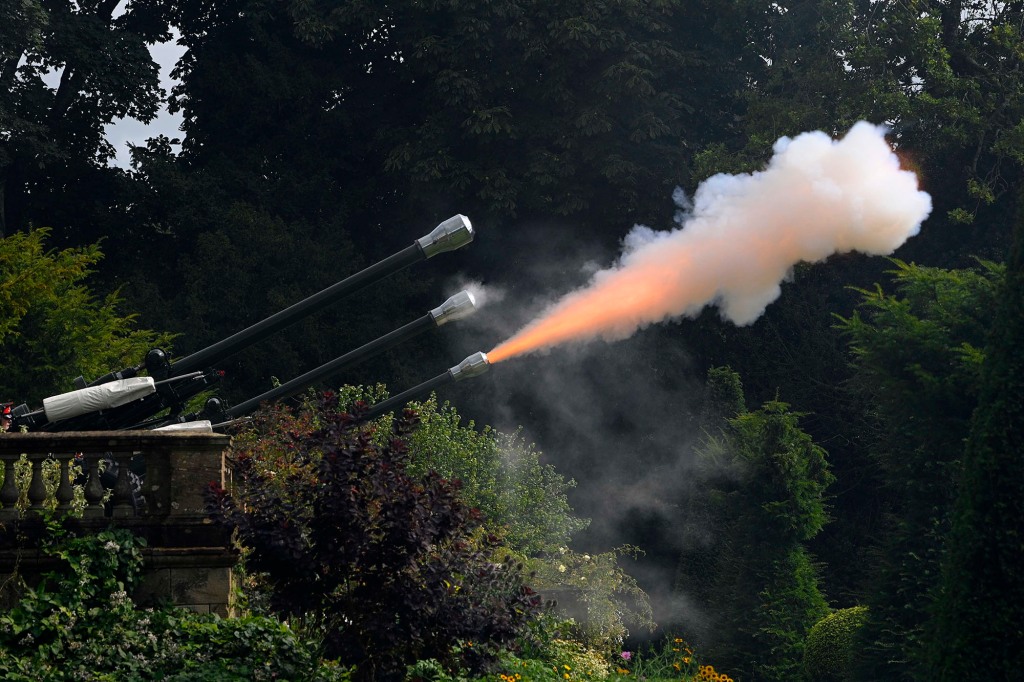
<box><xmin>488</xmin><ymin>122</ymin><xmax>932</xmax><ymax>362</ymax></box>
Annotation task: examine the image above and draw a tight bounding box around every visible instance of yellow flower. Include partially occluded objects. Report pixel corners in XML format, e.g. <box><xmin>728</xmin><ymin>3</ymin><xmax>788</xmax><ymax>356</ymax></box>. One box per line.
<box><xmin>563</xmin><ymin>675</ymin><xmax>570</xmax><ymax>680</ymax></box>
<box><xmin>674</xmin><ymin>638</ymin><xmax>684</xmax><ymax>643</ymax></box>
<box><xmin>564</xmin><ymin>665</ymin><xmax>571</xmax><ymax>670</ymax></box>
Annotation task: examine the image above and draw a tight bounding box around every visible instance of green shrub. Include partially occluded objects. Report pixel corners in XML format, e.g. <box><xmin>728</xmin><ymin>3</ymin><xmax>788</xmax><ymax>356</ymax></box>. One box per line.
<box><xmin>333</xmin><ymin>389</ymin><xmax>589</xmax><ymax>555</ymax></box>
<box><xmin>527</xmin><ymin>546</ymin><xmax>654</xmax><ymax>653</ymax></box>
<box><xmin>0</xmin><ymin>528</ymin><xmax>347</xmax><ymax>681</ymax></box>
<box><xmin>802</xmin><ymin>606</ymin><xmax>869</xmax><ymax>682</ymax></box>
<box><xmin>209</xmin><ymin>394</ymin><xmax>546</xmax><ymax>681</ymax></box>
<box><xmin>676</xmin><ymin>368</ymin><xmax>833</xmax><ymax>682</ymax></box>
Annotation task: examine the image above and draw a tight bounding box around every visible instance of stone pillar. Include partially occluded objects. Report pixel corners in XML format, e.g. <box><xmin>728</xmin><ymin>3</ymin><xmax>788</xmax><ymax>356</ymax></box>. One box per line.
<box><xmin>131</xmin><ymin>432</ymin><xmax>237</xmax><ymax>616</ymax></box>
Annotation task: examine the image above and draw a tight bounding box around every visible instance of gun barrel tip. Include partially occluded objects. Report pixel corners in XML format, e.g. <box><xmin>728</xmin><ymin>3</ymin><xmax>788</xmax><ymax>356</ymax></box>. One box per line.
<box><xmin>418</xmin><ymin>214</ymin><xmax>474</xmax><ymax>258</ymax></box>
<box><xmin>430</xmin><ymin>290</ymin><xmax>479</xmax><ymax>326</ymax></box>
<box><xmin>451</xmin><ymin>351</ymin><xmax>490</xmax><ymax>381</ymax></box>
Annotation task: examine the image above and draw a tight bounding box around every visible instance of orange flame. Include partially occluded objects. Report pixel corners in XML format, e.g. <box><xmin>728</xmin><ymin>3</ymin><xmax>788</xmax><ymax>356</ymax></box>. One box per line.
<box><xmin>488</xmin><ymin>257</ymin><xmax>692</xmax><ymax>363</ymax></box>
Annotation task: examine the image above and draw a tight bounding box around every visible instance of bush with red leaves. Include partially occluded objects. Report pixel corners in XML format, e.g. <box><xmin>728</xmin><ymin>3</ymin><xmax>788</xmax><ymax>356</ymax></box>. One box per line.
<box><xmin>207</xmin><ymin>393</ymin><xmax>545</xmax><ymax>681</ymax></box>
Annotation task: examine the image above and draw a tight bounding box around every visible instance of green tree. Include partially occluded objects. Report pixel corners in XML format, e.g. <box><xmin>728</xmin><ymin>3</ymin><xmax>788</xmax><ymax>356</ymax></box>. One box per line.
<box><xmin>835</xmin><ymin>259</ymin><xmax>1002</xmax><ymax>681</ymax></box>
<box><xmin>0</xmin><ymin>0</ymin><xmax>171</xmax><ymax>238</ymax></box>
<box><xmin>854</xmin><ymin>0</ymin><xmax>1024</xmax><ymax>246</ymax></box>
<box><xmin>0</xmin><ymin>227</ymin><xmax>173</xmax><ymax>405</ymax></box>
<box><xmin>670</xmin><ymin>0</ymin><xmax>1024</xmax><ymax>609</ymax></box>
<box><xmin>708</xmin><ymin>0</ymin><xmax>1024</xmax><ymax>262</ymax></box>
<box><xmin>677</xmin><ymin>368</ymin><xmax>833</xmax><ymax>682</ymax></box>
<box><xmin>166</xmin><ymin>0</ymin><xmax>757</xmax><ymax>229</ymax></box>
<box><xmin>927</xmin><ymin>209</ymin><xmax>1024</xmax><ymax>679</ymax></box>
<box><xmin>105</xmin><ymin>0</ymin><xmax>769</xmax><ymax>402</ymax></box>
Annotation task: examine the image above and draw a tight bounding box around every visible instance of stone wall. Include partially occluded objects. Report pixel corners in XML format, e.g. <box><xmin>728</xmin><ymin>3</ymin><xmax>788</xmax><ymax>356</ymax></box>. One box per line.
<box><xmin>0</xmin><ymin>431</ymin><xmax>236</xmax><ymax>616</ymax></box>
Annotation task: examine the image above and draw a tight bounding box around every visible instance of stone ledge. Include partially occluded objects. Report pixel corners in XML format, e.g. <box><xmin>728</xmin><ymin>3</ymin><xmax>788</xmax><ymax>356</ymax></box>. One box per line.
<box><xmin>0</xmin><ymin>430</ymin><xmax>230</xmax><ymax>455</ymax></box>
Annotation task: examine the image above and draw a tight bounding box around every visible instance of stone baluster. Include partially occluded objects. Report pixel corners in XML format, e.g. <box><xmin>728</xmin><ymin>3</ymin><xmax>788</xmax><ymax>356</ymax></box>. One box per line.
<box><xmin>110</xmin><ymin>453</ymin><xmax>135</xmax><ymax>518</ymax></box>
<box><xmin>26</xmin><ymin>455</ymin><xmax>47</xmax><ymax>513</ymax></box>
<box><xmin>0</xmin><ymin>458</ymin><xmax>19</xmax><ymax>521</ymax></box>
<box><xmin>82</xmin><ymin>454</ymin><xmax>106</xmax><ymax>519</ymax></box>
<box><xmin>54</xmin><ymin>456</ymin><xmax>75</xmax><ymax>514</ymax></box>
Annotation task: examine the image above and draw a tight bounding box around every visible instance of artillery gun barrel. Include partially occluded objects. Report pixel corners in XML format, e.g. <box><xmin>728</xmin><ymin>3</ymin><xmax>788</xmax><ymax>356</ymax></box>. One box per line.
<box><xmin>224</xmin><ymin>291</ymin><xmax>478</xmax><ymax>418</ymax></box>
<box><xmin>8</xmin><ymin>215</ymin><xmax>475</xmax><ymax>433</ymax></box>
<box><xmin>360</xmin><ymin>351</ymin><xmax>490</xmax><ymax>421</ymax></box>
<box><xmin>169</xmin><ymin>215</ymin><xmax>473</xmax><ymax>377</ymax></box>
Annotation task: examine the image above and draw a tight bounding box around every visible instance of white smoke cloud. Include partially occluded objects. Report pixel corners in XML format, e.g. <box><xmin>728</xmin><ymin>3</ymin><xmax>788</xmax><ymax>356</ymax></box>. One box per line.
<box><xmin>450</xmin><ymin>278</ymin><xmax>506</xmax><ymax>309</ymax></box>
<box><xmin>490</xmin><ymin>122</ymin><xmax>932</xmax><ymax>359</ymax></box>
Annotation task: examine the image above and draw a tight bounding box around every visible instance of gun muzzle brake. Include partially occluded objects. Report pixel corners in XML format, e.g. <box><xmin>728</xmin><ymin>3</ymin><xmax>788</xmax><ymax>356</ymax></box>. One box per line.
<box><xmin>416</xmin><ymin>215</ymin><xmax>474</xmax><ymax>258</ymax></box>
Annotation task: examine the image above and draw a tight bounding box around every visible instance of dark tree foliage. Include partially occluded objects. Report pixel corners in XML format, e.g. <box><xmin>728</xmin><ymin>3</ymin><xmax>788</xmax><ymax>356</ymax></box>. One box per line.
<box><xmin>645</xmin><ymin>0</ymin><xmax>1024</xmax><ymax>610</ymax></box>
<box><xmin>0</xmin><ymin>0</ymin><xmax>171</xmax><ymax>239</ymax></box>
<box><xmin>927</xmin><ymin>207</ymin><xmax>1024</xmax><ymax>680</ymax></box>
<box><xmin>206</xmin><ymin>393</ymin><xmax>545</xmax><ymax>681</ymax></box>
<box><xmin>675</xmin><ymin>367</ymin><xmax>832</xmax><ymax>682</ymax></box>
<box><xmin>95</xmin><ymin>0</ymin><xmax>767</xmax><ymax>408</ymax></box>
<box><xmin>852</xmin><ymin>0</ymin><xmax>1024</xmax><ymax>258</ymax></box>
<box><xmin>705</xmin><ymin>0</ymin><xmax>1024</xmax><ymax>263</ymax></box>
<box><xmin>836</xmin><ymin>260</ymin><xmax>1002</xmax><ymax>681</ymax></box>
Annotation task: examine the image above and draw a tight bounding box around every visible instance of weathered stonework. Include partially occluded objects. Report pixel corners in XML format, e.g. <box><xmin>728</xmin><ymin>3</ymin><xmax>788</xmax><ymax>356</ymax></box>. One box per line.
<box><xmin>0</xmin><ymin>431</ymin><xmax>237</xmax><ymax>615</ymax></box>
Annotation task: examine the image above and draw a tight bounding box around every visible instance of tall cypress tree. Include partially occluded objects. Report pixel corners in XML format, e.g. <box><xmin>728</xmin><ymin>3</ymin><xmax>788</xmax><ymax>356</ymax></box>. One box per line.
<box><xmin>676</xmin><ymin>367</ymin><xmax>833</xmax><ymax>682</ymax></box>
<box><xmin>836</xmin><ymin>260</ymin><xmax>1002</xmax><ymax>681</ymax></box>
<box><xmin>928</xmin><ymin>207</ymin><xmax>1024</xmax><ymax>679</ymax></box>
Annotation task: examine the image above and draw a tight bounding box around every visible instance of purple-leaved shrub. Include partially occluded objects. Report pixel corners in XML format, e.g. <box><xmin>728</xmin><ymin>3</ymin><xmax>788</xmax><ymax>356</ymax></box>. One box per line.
<box><xmin>207</xmin><ymin>393</ymin><xmax>546</xmax><ymax>681</ymax></box>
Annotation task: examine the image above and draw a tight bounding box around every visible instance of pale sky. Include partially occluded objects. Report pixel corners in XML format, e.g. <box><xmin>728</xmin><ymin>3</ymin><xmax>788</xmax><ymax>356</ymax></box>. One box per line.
<box><xmin>104</xmin><ymin>35</ymin><xmax>186</xmax><ymax>168</ymax></box>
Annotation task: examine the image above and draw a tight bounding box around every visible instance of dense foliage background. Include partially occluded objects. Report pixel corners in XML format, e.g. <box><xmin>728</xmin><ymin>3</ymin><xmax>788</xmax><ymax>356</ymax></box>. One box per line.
<box><xmin>3</xmin><ymin>0</ymin><xmax>1023</xmax><ymax>679</ymax></box>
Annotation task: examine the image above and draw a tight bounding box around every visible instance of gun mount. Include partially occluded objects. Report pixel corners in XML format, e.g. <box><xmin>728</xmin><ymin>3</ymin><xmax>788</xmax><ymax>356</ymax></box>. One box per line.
<box><xmin>7</xmin><ymin>215</ymin><xmax>475</xmax><ymax>433</ymax></box>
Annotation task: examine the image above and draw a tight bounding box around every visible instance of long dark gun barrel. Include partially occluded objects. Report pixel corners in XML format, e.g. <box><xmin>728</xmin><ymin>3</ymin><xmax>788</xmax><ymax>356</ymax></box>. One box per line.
<box><xmin>223</xmin><ymin>291</ymin><xmax>478</xmax><ymax>419</ymax></box>
<box><xmin>360</xmin><ymin>351</ymin><xmax>490</xmax><ymax>421</ymax></box>
<box><xmin>9</xmin><ymin>215</ymin><xmax>474</xmax><ymax>433</ymax></box>
<box><xmin>169</xmin><ymin>215</ymin><xmax>473</xmax><ymax>377</ymax></box>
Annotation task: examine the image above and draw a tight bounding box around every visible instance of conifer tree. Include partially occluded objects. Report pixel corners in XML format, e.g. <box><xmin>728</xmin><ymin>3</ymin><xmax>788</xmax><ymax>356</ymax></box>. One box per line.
<box><xmin>677</xmin><ymin>367</ymin><xmax>832</xmax><ymax>682</ymax></box>
<box><xmin>928</xmin><ymin>208</ymin><xmax>1024</xmax><ymax>679</ymax></box>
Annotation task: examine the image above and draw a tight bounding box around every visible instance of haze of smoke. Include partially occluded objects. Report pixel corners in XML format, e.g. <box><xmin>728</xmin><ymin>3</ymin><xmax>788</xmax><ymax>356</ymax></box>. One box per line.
<box><xmin>451</xmin><ymin>278</ymin><xmax>506</xmax><ymax>310</ymax></box>
<box><xmin>489</xmin><ymin>121</ymin><xmax>933</xmax><ymax>362</ymax></box>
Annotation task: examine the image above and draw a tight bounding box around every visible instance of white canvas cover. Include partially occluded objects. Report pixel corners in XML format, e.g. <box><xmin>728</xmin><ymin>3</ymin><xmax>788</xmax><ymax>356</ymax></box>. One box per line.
<box><xmin>154</xmin><ymin>420</ymin><xmax>213</xmax><ymax>433</ymax></box>
<box><xmin>43</xmin><ymin>377</ymin><xmax>157</xmax><ymax>422</ymax></box>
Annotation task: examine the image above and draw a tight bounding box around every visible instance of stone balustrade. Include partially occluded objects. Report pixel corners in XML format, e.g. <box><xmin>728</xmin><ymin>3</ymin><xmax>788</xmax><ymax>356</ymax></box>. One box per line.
<box><xmin>0</xmin><ymin>431</ymin><xmax>236</xmax><ymax>615</ymax></box>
